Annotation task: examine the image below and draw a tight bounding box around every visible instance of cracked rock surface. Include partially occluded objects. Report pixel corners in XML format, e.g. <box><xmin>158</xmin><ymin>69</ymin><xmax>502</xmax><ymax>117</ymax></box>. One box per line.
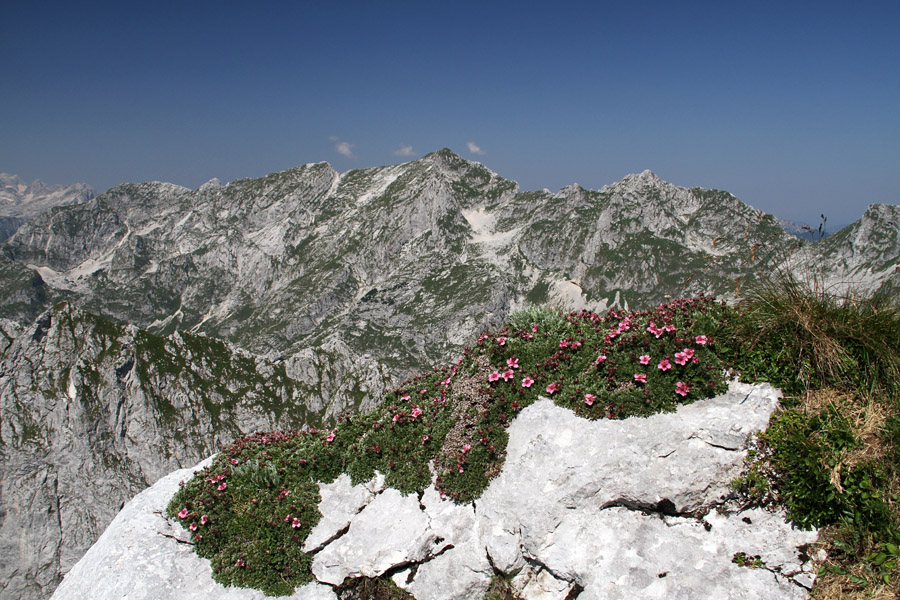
<box><xmin>51</xmin><ymin>382</ymin><xmax>819</xmax><ymax>600</ymax></box>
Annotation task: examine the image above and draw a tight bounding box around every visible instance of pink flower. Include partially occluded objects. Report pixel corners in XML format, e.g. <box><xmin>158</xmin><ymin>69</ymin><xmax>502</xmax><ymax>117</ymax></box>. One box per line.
<box><xmin>230</xmin><ymin>458</ymin><xmax>239</xmax><ymax>465</ymax></box>
<box><xmin>392</xmin><ymin>414</ymin><xmax>400</xmax><ymax>422</ymax></box>
<box><xmin>584</xmin><ymin>393</ymin><xmax>596</xmax><ymax>406</ymax></box>
<box><xmin>488</xmin><ymin>371</ymin><xmax>500</xmax><ymax>382</ymax></box>
<box><xmin>326</xmin><ymin>431</ymin><xmax>336</xmax><ymax>442</ymax></box>
<box><xmin>647</xmin><ymin>321</ymin><xmax>663</xmax><ymax>338</ymax></box>
<box><xmin>559</xmin><ymin>340</ymin><xmax>569</xmax><ymax>349</ymax></box>
<box><xmin>190</xmin><ymin>522</ymin><xmax>198</xmax><ymax>531</ymax></box>
<box><xmin>178</xmin><ymin>508</ymin><xmax>189</xmax><ymax>519</ymax></box>
<box><xmin>420</xmin><ymin>389</ymin><xmax>428</xmax><ymax>395</ymax></box>
<box><xmin>236</xmin><ymin>559</ymin><xmax>245</xmax><ymax>567</ymax></box>
<box><xmin>292</xmin><ymin>518</ymin><xmax>302</xmax><ymax>528</ymax></box>
<box><xmin>639</xmin><ymin>354</ymin><xmax>651</xmax><ymax>365</ymax></box>
<box><xmin>422</xmin><ymin>435</ymin><xmax>429</xmax><ymax>444</ymax></box>
<box><xmin>507</xmin><ymin>357</ymin><xmax>519</xmax><ymax>369</ymax></box>
<box><xmin>217</xmin><ymin>482</ymin><xmax>227</xmax><ymax>491</ymax></box>
<box><xmin>497</xmin><ymin>337</ymin><xmax>506</xmax><ymax>346</ymax></box>
<box><xmin>200</xmin><ymin>515</ymin><xmax>208</xmax><ymax>525</ymax></box>
<box><xmin>410</xmin><ymin>406</ymin><xmax>423</xmax><ymax>419</ymax></box>
<box><xmin>571</xmin><ymin>341</ymin><xmax>582</xmax><ymax>349</ymax></box>
<box><xmin>532</xmin><ymin>323</ymin><xmax>538</xmax><ymax>333</ymax></box>
<box><xmin>594</xmin><ymin>354</ymin><xmax>607</xmax><ymax>365</ymax></box>
<box><xmin>458</xmin><ymin>464</ymin><xmax>464</xmax><ymax>473</ymax></box>
<box><xmin>545</xmin><ymin>382</ymin><xmax>560</xmax><ymax>395</ymax></box>
<box><xmin>683</xmin><ymin>348</ymin><xmax>695</xmax><ymax>359</ymax></box>
<box><xmin>523</xmin><ymin>333</ymin><xmax>533</xmax><ymax>339</ymax></box>
<box><xmin>664</xmin><ymin>323</ymin><xmax>676</xmax><ymax>332</ymax></box>
<box><xmin>675</xmin><ymin>381</ymin><xmax>691</xmax><ymax>397</ymax></box>
<box><xmin>674</xmin><ymin>352</ymin><xmax>689</xmax><ymax>366</ymax></box>
<box><xmin>401</xmin><ymin>394</ymin><xmax>411</xmax><ymax>402</ymax></box>
<box><xmin>502</xmin><ymin>369</ymin><xmax>514</xmax><ymax>382</ymax></box>
<box><xmin>634</xmin><ymin>373</ymin><xmax>647</xmax><ymax>383</ymax></box>
<box><xmin>440</xmin><ymin>377</ymin><xmax>451</xmax><ymax>387</ymax></box>
<box><xmin>462</xmin><ymin>444</ymin><xmax>471</xmax><ymax>453</ymax></box>
<box><xmin>658</xmin><ymin>359</ymin><xmax>672</xmax><ymax>371</ymax></box>
<box><xmin>694</xmin><ymin>335</ymin><xmax>708</xmax><ymax>345</ymax></box>
<box><xmin>522</xmin><ymin>376</ymin><xmax>534</xmax><ymax>388</ymax></box>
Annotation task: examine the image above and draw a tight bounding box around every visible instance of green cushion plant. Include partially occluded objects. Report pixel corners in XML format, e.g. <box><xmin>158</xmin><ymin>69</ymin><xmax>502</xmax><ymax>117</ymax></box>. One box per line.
<box><xmin>168</xmin><ymin>295</ymin><xmax>730</xmax><ymax>594</ymax></box>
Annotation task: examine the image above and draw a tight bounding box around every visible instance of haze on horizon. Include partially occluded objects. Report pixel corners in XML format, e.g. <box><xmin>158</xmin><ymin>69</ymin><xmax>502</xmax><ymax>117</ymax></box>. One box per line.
<box><xmin>1</xmin><ymin>0</ymin><xmax>897</xmax><ymax>226</ymax></box>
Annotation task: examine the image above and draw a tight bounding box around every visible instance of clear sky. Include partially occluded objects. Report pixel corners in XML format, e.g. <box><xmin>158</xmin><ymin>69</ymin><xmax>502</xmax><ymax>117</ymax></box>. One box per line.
<box><xmin>2</xmin><ymin>0</ymin><xmax>897</xmax><ymax>225</ymax></box>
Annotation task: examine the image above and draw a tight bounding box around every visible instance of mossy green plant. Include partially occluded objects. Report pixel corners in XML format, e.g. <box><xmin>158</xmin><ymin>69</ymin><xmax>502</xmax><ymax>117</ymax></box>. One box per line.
<box><xmin>168</xmin><ymin>296</ymin><xmax>731</xmax><ymax>594</ymax></box>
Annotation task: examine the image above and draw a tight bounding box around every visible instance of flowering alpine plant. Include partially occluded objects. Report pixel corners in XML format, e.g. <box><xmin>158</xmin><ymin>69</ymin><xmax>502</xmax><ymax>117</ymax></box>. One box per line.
<box><xmin>168</xmin><ymin>296</ymin><xmax>729</xmax><ymax>597</ymax></box>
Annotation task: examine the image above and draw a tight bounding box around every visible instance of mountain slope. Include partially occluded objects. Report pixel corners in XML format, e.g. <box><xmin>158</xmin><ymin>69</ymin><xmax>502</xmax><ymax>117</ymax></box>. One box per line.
<box><xmin>0</xmin><ymin>303</ymin><xmax>386</xmax><ymax>600</ymax></box>
<box><xmin>3</xmin><ymin>152</ymin><xmax>801</xmax><ymax>378</ymax></box>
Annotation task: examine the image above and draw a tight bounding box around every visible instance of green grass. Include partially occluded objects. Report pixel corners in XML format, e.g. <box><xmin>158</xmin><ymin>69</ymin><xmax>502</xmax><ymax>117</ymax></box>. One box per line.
<box><xmin>723</xmin><ymin>271</ymin><xmax>900</xmax><ymax>598</ymax></box>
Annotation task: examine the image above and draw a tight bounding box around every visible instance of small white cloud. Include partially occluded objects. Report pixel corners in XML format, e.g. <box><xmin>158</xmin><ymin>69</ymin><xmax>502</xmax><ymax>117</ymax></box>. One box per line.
<box><xmin>466</xmin><ymin>141</ymin><xmax>486</xmax><ymax>155</ymax></box>
<box><xmin>328</xmin><ymin>135</ymin><xmax>340</xmax><ymax>141</ymax></box>
<box><xmin>393</xmin><ymin>144</ymin><xmax>415</xmax><ymax>157</ymax></box>
<box><xmin>334</xmin><ymin>140</ymin><xmax>356</xmax><ymax>159</ymax></box>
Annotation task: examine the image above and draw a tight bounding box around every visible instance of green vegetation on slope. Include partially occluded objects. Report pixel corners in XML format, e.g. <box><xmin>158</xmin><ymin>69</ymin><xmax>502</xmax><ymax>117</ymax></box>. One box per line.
<box><xmin>722</xmin><ymin>272</ymin><xmax>900</xmax><ymax>599</ymax></box>
<box><xmin>168</xmin><ymin>296</ymin><xmax>729</xmax><ymax>595</ymax></box>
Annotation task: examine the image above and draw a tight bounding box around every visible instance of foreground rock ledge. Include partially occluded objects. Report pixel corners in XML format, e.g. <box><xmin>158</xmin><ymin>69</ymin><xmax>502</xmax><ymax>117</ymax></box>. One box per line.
<box><xmin>51</xmin><ymin>382</ymin><xmax>819</xmax><ymax>600</ymax></box>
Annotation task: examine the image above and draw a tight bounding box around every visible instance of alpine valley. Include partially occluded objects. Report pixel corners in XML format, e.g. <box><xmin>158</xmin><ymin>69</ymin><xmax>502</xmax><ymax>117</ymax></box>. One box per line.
<box><xmin>0</xmin><ymin>149</ymin><xmax>898</xmax><ymax>599</ymax></box>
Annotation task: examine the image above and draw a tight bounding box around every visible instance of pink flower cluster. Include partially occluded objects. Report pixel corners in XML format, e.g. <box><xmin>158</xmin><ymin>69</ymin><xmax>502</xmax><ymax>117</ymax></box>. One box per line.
<box><xmin>674</xmin><ymin>348</ymin><xmax>695</xmax><ymax>366</ymax></box>
<box><xmin>488</xmin><ymin>369</ymin><xmax>515</xmax><ymax>382</ymax></box>
<box><xmin>646</xmin><ymin>321</ymin><xmax>676</xmax><ymax>338</ymax></box>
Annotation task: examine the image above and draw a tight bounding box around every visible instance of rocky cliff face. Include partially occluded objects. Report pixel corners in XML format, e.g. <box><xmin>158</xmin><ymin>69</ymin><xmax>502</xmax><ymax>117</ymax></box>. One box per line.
<box><xmin>50</xmin><ymin>383</ymin><xmax>820</xmax><ymax>600</ymax></box>
<box><xmin>3</xmin><ymin>152</ymin><xmax>797</xmax><ymax>372</ymax></box>
<box><xmin>788</xmin><ymin>203</ymin><xmax>900</xmax><ymax>296</ymax></box>
<box><xmin>0</xmin><ymin>303</ymin><xmax>387</xmax><ymax>600</ymax></box>
<box><xmin>0</xmin><ymin>174</ymin><xmax>96</xmax><ymax>242</ymax></box>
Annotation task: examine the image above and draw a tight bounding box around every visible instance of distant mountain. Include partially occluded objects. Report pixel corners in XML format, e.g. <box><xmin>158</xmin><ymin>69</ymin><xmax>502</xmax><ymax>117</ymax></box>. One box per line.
<box><xmin>0</xmin><ymin>174</ymin><xmax>96</xmax><ymax>242</ymax></box>
<box><xmin>787</xmin><ymin>203</ymin><xmax>900</xmax><ymax>296</ymax></box>
<box><xmin>2</xmin><ymin>151</ymin><xmax>796</xmax><ymax>371</ymax></box>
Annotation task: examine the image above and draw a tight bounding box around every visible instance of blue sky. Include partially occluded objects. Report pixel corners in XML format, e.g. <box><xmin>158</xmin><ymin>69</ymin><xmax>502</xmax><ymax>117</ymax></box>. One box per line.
<box><xmin>2</xmin><ymin>0</ymin><xmax>897</xmax><ymax>225</ymax></box>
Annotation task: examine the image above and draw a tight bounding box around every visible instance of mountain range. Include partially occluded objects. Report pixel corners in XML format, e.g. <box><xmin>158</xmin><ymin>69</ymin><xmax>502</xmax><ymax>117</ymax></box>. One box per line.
<box><xmin>0</xmin><ymin>149</ymin><xmax>898</xmax><ymax>599</ymax></box>
<box><xmin>0</xmin><ymin>174</ymin><xmax>95</xmax><ymax>242</ymax></box>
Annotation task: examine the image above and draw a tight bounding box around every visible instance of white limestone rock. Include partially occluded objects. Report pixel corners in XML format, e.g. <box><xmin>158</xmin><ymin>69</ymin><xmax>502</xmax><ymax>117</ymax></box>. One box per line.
<box><xmin>303</xmin><ymin>474</ymin><xmax>378</xmax><ymax>553</ymax></box>
<box><xmin>53</xmin><ymin>383</ymin><xmax>819</xmax><ymax>600</ymax></box>
<box><xmin>392</xmin><ymin>485</ymin><xmax>492</xmax><ymax>600</ymax></box>
<box><xmin>49</xmin><ymin>458</ymin><xmax>336</xmax><ymax>600</ymax></box>
<box><xmin>310</xmin><ymin>488</ymin><xmax>443</xmax><ymax>585</ymax></box>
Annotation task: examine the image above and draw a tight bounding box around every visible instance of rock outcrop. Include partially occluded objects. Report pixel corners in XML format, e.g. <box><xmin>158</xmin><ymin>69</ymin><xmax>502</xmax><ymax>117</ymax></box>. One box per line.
<box><xmin>51</xmin><ymin>382</ymin><xmax>820</xmax><ymax>600</ymax></box>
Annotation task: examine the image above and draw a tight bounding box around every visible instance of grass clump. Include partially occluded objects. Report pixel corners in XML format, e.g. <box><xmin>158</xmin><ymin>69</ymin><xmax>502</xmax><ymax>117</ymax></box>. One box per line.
<box><xmin>724</xmin><ymin>272</ymin><xmax>900</xmax><ymax>598</ymax></box>
<box><xmin>168</xmin><ymin>296</ymin><xmax>730</xmax><ymax>595</ymax></box>
<box><xmin>719</xmin><ymin>271</ymin><xmax>900</xmax><ymax>400</ymax></box>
